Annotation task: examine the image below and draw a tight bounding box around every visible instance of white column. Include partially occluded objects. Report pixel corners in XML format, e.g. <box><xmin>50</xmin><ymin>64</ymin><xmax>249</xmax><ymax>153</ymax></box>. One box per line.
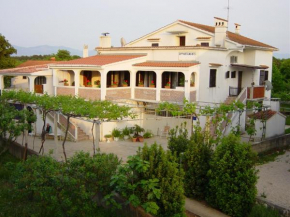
<box><xmin>28</xmin><ymin>76</ymin><xmax>36</xmax><ymax>93</ymax></box>
<box><xmin>130</xmin><ymin>70</ymin><xmax>137</xmax><ymax>99</ymax></box>
<box><xmin>101</xmin><ymin>70</ymin><xmax>107</xmax><ymax>100</ymax></box>
<box><xmin>74</xmin><ymin>69</ymin><xmax>81</xmax><ymax>96</ymax></box>
<box><xmin>184</xmin><ymin>71</ymin><xmax>191</xmax><ymax>101</ymax></box>
<box><xmin>156</xmin><ymin>70</ymin><xmax>162</xmax><ymax>101</ymax></box>
<box><xmin>0</xmin><ymin>75</ymin><xmax>3</xmax><ymax>93</ymax></box>
<box><xmin>54</xmin><ymin>112</ymin><xmax>59</xmax><ymax>160</ymax></box>
<box><xmin>94</xmin><ymin>121</ymin><xmax>100</xmax><ymax>150</ymax></box>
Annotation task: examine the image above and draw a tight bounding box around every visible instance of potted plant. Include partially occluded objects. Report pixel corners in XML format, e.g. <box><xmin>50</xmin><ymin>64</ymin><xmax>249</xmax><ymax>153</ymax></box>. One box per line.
<box><xmin>134</xmin><ymin>124</ymin><xmax>145</xmax><ymax>136</ymax></box>
<box><xmin>165</xmin><ymin>81</ymin><xmax>171</xmax><ymax>89</ymax></box>
<box><xmin>150</xmin><ymin>80</ymin><xmax>155</xmax><ymax>88</ymax></box>
<box><xmin>111</xmin><ymin>81</ymin><xmax>118</xmax><ymax>88</ymax></box>
<box><xmin>190</xmin><ymin>81</ymin><xmax>195</xmax><ymax>87</ymax></box>
<box><xmin>138</xmin><ymin>81</ymin><xmax>144</xmax><ymax>87</ymax></box>
<box><xmin>86</xmin><ymin>79</ymin><xmax>92</xmax><ymax>87</ymax></box>
<box><xmin>122</xmin><ymin>126</ymin><xmax>130</xmax><ymax>140</ymax></box>
<box><xmin>94</xmin><ymin>80</ymin><xmax>101</xmax><ymax>88</ymax></box>
<box><xmin>63</xmin><ymin>79</ymin><xmax>69</xmax><ymax>86</ymax></box>
<box><xmin>129</xmin><ymin>127</ymin><xmax>134</xmax><ymax>137</ymax></box>
<box><xmin>132</xmin><ymin>135</ymin><xmax>137</xmax><ymax>142</ymax></box>
<box><xmin>122</xmin><ymin>80</ymin><xmax>128</xmax><ymax>87</ymax></box>
<box><xmin>104</xmin><ymin>134</ymin><xmax>112</xmax><ymax>143</ymax></box>
<box><xmin>143</xmin><ymin>131</ymin><xmax>153</xmax><ymax>138</ymax></box>
<box><xmin>112</xmin><ymin>128</ymin><xmax>121</xmax><ymax>141</ymax></box>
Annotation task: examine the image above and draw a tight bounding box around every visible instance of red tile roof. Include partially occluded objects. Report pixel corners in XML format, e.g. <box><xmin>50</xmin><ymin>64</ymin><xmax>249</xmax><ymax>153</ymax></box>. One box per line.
<box><xmin>249</xmin><ymin>110</ymin><xmax>277</xmax><ymax>120</ymax></box>
<box><xmin>178</xmin><ymin>20</ymin><xmax>276</xmax><ymax>49</ymax></box>
<box><xmin>17</xmin><ymin>60</ymin><xmax>57</xmax><ymax>68</ymax></box>
<box><xmin>133</xmin><ymin>61</ymin><xmax>199</xmax><ymax>68</ymax></box>
<box><xmin>0</xmin><ymin>65</ymin><xmax>49</xmax><ymax>74</ymax></box>
<box><xmin>57</xmin><ymin>55</ymin><xmax>145</xmax><ymax>66</ymax></box>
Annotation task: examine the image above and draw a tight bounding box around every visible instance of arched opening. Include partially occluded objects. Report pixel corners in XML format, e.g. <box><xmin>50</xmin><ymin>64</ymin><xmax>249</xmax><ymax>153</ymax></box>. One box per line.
<box><xmin>136</xmin><ymin>71</ymin><xmax>156</xmax><ymax>87</ymax></box>
<box><xmin>80</xmin><ymin>71</ymin><xmax>101</xmax><ymax>87</ymax></box>
<box><xmin>190</xmin><ymin>72</ymin><xmax>196</xmax><ymax>87</ymax></box>
<box><xmin>107</xmin><ymin>71</ymin><xmax>130</xmax><ymax>87</ymax></box>
<box><xmin>162</xmin><ymin>71</ymin><xmax>184</xmax><ymax>89</ymax></box>
<box><xmin>34</xmin><ymin>76</ymin><xmax>46</xmax><ymax>93</ymax></box>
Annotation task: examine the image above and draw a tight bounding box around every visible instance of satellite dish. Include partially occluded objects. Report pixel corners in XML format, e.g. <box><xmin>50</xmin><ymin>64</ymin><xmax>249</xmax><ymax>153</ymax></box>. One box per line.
<box><xmin>102</xmin><ymin>32</ymin><xmax>110</xmax><ymax>36</ymax></box>
<box><xmin>121</xmin><ymin>37</ymin><xmax>126</xmax><ymax>47</ymax></box>
<box><xmin>264</xmin><ymin>80</ymin><xmax>273</xmax><ymax>91</ymax></box>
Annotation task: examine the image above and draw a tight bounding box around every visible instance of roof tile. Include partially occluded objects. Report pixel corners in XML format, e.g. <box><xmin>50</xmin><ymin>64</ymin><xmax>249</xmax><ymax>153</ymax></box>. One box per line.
<box><xmin>133</xmin><ymin>61</ymin><xmax>199</xmax><ymax>68</ymax></box>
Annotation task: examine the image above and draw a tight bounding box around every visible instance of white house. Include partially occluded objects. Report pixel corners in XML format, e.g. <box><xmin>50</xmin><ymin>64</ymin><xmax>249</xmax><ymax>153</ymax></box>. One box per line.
<box><xmin>0</xmin><ymin>17</ymin><xmax>281</xmax><ymax>140</ymax></box>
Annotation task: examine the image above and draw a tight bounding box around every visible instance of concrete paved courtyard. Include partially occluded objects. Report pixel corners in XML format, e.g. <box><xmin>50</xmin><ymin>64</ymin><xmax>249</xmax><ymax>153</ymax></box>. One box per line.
<box><xmin>16</xmin><ymin>135</ymin><xmax>168</xmax><ymax>162</ymax></box>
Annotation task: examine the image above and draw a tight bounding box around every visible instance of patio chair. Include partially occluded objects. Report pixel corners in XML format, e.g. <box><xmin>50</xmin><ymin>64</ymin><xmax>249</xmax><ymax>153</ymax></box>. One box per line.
<box><xmin>160</xmin><ymin>125</ymin><xmax>170</xmax><ymax>138</ymax></box>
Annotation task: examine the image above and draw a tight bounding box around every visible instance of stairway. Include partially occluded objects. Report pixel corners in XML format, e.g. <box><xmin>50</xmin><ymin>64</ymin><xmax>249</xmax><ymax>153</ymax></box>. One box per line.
<box><xmin>224</xmin><ymin>96</ymin><xmax>237</xmax><ymax>105</ymax></box>
<box><xmin>77</xmin><ymin>127</ymin><xmax>90</xmax><ymax>141</ymax></box>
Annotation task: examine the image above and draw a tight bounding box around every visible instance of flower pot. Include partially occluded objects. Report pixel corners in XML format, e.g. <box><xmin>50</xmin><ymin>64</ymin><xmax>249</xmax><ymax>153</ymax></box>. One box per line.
<box><xmin>111</xmin><ymin>85</ymin><xmax>118</xmax><ymax>88</ymax></box>
<box><xmin>138</xmin><ymin>85</ymin><xmax>144</xmax><ymax>87</ymax></box>
<box><xmin>85</xmin><ymin>85</ymin><xmax>92</xmax><ymax>87</ymax></box>
<box><xmin>165</xmin><ymin>86</ymin><xmax>170</xmax><ymax>89</ymax></box>
<box><xmin>122</xmin><ymin>84</ymin><xmax>128</xmax><ymax>87</ymax></box>
<box><xmin>114</xmin><ymin>137</ymin><xmax>119</xmax><ymax>142</ymax></box>
<box><xmin>132</xmin><ymin>138</ymin><xmax>137</xmax><ymax>142</ymax></box>
<box><xmin>106</xmin><ymin>138</ymin><xmax>111</xmax><ymax>143</ymax></box>
<box><xmin>149</xmin><ymin>85</ymin><xmax>155</xmax><ymax>88</ymax></box>
<box><xmin>138</xmin><ymin>137</ymin><xmax>144</xmax><ymax>142</ymax></box>
<box><xmin>64</xmin><ymin>83</ymin><xmax>69</xmax><ymax>86</ymax></box>
<box><xmin>124</xmin><ymin>135</ymin><xmax>129</xmax><ymax>140</ymax></box>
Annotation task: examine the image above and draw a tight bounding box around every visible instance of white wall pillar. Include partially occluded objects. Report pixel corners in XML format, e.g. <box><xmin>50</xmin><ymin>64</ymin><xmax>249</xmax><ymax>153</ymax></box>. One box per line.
<box><xmin>156</xmin><ymin>70</ymin><xmax>162</xmax><ymax>101</ymax></box>
<box><xmin>28</xmin><ymin>76</ymin><xmax>36</xmax><ymax>93</ymax></box>
<box><xmin>184</xmin><ymin>71</ymin><xmax>191</xmax><ymax>101</ymax></box>
<box><xmin>74</xmin><ymin>69</ymin><xmax>81</xmax><ymax>96</ymax></box>
<box><xmin>0</xmin><ymin>75</ymin><xmax>3</xmax><ymax>92</ymax></box>
<box><xmin>130</xmin><ymin>70</ymin><xmax>137</xmax><ymax>99</ymax></box>
<box><xmin>101</xmin><ymin>70</ymin><xmax>107</xmax><ymax>100</ymax></box>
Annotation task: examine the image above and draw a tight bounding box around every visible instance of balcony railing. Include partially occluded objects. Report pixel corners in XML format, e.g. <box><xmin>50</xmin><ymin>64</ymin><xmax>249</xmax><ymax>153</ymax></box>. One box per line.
<box><xmin>229</xmin><ymin>86</ymin><xmax>242</xmax><ymax>96</ymax></box>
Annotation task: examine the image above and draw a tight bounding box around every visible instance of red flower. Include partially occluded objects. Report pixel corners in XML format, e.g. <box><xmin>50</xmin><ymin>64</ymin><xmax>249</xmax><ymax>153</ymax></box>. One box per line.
<box><xmin>151</xmin><ymin>80</ymin><xmax>154</xmax><ymax>84</ymax></box>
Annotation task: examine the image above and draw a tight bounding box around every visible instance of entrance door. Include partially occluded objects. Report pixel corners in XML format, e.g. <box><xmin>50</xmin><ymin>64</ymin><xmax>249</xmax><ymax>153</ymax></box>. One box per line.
<box><xmin>179</xmin><ymin>36</ymin><xmax>185</xmax><ymax>46</ymax></box>
<box><xmin>238</xmin><ymin>71</ymin><xmax>243</xmax><ymax>94</ymax></box>
<box><xmin>83</xmin><ymin>71</ymin><xmax>92</xmax><ymax>86</ymax></box>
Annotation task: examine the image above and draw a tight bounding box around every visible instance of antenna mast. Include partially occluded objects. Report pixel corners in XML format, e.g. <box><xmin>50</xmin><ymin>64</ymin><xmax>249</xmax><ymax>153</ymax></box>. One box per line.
<box><xmin>227</xmin><ymin>0</ymin><xmax>230</xmax><ymax>30</ymax></box>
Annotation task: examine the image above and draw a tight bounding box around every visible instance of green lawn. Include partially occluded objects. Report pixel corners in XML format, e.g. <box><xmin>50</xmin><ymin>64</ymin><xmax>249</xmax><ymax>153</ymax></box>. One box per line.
<box><xmin>248</xmin><ymin>204</ymin><xmax>281</xmax><ymax>217</ymax></box>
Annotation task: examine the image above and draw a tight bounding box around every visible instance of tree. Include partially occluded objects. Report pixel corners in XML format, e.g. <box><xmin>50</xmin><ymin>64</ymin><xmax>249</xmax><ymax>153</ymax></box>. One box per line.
<box><xmin>55</xmin><ymin>49</ymin><xmax>80</xmax><ymax>61</ymax></box>
<box><xmin>207</xmin><ymin>134</ymin><xmax>258</xmax><ymax>217</ymax></box>
<box><xmin>280</xmin><ymin>59</ymin><xmax>290</xmax><ymax>80</ymax></box>
<box><xmin>0</xmin><ymin>34</ymin><xmax>17</xmax><ymax>69</ymax></box>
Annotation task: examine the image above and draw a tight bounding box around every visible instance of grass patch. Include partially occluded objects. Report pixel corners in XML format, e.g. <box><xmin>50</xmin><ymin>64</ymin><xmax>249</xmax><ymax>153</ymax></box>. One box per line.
<box><xmin>285</xmin><ymin>128</ymin><xmax>290</xmax><ymax>134</ymax></box>
<box><xmin>286</xmin><ymin>116</ymin><xmax>290</xmax><ymax>125</ymax></box>
<box><xmin>248</xmin><ymin>204</ymin><xmax>281</xmax><ymax>217</ymax></box>
<box><xmin>256</xmin><ymin>147</ymin><xmax>288</xmax><ymax>165</ymax></box>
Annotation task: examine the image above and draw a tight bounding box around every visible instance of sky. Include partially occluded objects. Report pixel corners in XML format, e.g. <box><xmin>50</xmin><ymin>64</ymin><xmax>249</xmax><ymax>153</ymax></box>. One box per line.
<box><xmin>0</xmin><ymin>0</ymin><xmax>289</xmax><ymax>57</ymax></box>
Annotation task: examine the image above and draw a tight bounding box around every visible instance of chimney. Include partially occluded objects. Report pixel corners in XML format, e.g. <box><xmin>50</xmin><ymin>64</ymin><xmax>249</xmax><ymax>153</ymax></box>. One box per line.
<box><xmin>214</xmin><ymin>17</ymin><xmax>228</xmax><ymax>47</ymax></box>
<box><xmin>83</xmin><ymin>45</ymin><xmax>88</xmax><ymax>58</ymax></box>
<box><xmin>50</xmin><ymin>57</ymin><xmax>56</xmax><ymax>61</ymax></box>
<box><xmin>234</xmin><ymin>23</ymin><xmax>241</xmax><ymax>34</ymax></box>
<box><xmin>99</xmin><ymin>33</ymin><xmax>111</xmax><ymax>48</ymax></box>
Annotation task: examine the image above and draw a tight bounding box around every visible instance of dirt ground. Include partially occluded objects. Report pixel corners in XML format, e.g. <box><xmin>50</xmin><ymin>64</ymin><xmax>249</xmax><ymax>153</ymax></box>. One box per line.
<box><xmin>256</xmin><ymin>150</ymin><xmax>290</xmax><ymax>209</ymax></box>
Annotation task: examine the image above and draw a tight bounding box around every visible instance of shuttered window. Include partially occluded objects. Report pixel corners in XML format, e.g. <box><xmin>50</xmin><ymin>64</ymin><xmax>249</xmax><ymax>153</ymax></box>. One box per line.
<box><xmin>209</xmin><ymin>69</ymin><xmax>216</xmax><ymax>87</ymax></box>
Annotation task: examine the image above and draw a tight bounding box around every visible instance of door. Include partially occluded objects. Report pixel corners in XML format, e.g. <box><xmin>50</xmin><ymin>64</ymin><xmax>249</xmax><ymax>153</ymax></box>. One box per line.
<box><xmin>238</xmin><ymin>71</ymin><xmax>243</xmax><ymax>94</ymax></box>
<box><xmin>179</xmin><ymin>36</ymin><xmax>185</xmax><ymax>46</ymax></box>
<box><xmin>83</xmin><ymin>71</ymin><xmax>92</xmax><ymax>86</ymax></box>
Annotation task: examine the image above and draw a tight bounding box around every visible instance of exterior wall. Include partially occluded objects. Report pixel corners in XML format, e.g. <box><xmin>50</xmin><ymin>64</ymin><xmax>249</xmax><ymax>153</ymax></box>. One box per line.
<box><xmin>190</xmin><ymin>90</ymin><xmax>196</xmax><ymax>102</ymax></box>
<box><xmin>106</xmin><ymin>87</ymin><xmax>131</xmax><ymax>100</ymax></box>
<box><xmin>57</xmin><ymin>87</ymin><xmax>75</xmax><ymax>96</ymax></box>
<box><xmin>79</xmin><ymin>88</ymin><xmax>101</xmax><ymax>100</ymax></box>
<box><xmin>255</xmin><ymin>114</ymin><xmax>286</xmax><ymax>138</ymax></box>
<box><xmin>135</xmin><ymin>88</ymin><xmax>156</xmax><ymax>101</ymax></box>
<box><xmin>160</xmin><ymin>89</ymin><xmax>184</xmax><ymax>103</ymax></box>
<box><xmin>11</xmin><ymin>76</ymin><xmax>29</xmax><ymax>90</ymax></box>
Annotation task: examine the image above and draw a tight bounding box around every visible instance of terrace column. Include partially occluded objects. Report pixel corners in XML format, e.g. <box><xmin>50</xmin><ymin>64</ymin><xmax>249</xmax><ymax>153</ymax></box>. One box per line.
<box><xmin>156</xmin><ymin>70</ymin><xmax>162</xmax><ymax>101</ymax></box>
<box><xmin>74</xmin><ymin>69</ymin><xmax>81</xmax><ymax>96</ymax></box>
<box><xmin>101</xmin><ymin>70</ymin><xmax>107</xmax><ymax>100</ymax></box>
<box><xmin>130</xmin><ymin>70</ymin><xmax>137</xmax><ymax>99</ymax></box>
<box><xmin>28</xmin><ymin>76</ymin><xmax>36</xmax><ymax>93</ymax></box>
<box><xmin>184</xmin><ymin>72</ymin><xmax>191</xmax><ymax>101</ymax></box>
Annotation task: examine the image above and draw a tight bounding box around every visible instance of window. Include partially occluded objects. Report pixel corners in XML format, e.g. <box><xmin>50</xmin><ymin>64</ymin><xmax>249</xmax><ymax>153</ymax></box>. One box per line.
<box><xmin>23</xmin><ymin>76</ymin><xmax>27</xmax><ymax>79</ymax></box>
<box><xmin>152</xmin><ymin>43</ymin><xmax>159</xmax><ymax>47</ymax></box>
<box><xmin>231</xmin><ymin>71</ymin><xmax>236</xmax><ymax>78</ymax></box>
<box><xmin>230</xmin><ymin>56</ymin><xmax>238</xmax><ymax>63</ymax></box>
<box><xmin>209</xmin><ymin>69</ymin><xmax>216</xmax><ymax>87</ymax></box>
<box><xmin>259</xmin><ymin>70</ymin><xmax>269</xmax><ymax>85</ymax></box>
<box><xmin>179</xmin><ymin>36</ymin><xmax>186</xmax><ymax>46</ymax></box>
<box><xmin>201</xmin><ymin>42</ymin><xmax>209</xmax><ymax>47</ymax></box>
<box><xmin>225</xmin><ymin>71</ymin><xmax>230</xmax><ymax>79</ymax></box>
<box><xmin>35</xmin><ymin>76</ymin><xmax>46</xmax><ymax>85</ymax></box>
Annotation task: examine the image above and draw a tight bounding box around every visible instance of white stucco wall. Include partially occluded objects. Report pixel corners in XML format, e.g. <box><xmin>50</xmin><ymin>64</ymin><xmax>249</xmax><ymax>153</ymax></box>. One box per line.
<box><xmin>255</xmin><ymin>113</ymin><xmax>286</xmax><ymax>138</ymax></box>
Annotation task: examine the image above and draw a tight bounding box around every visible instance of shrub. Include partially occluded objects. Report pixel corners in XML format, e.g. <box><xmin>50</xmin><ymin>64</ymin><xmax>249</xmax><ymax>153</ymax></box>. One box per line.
<box><xmin>168</xmin><ymin>122</ymin><xmax>190</xmax><ymax>157</ymax></box>
<box><xmin>183</xmin><ymin>126</ymin><xmax>213</xmax><ymax>199</ymax></box>
<box><xmin>138</xmin><ymin>143</ymin><xmax>186</xmax><ymax>217</ymax></box>
<box><xmin>143</xmin><ymin>131</ymin><xmax>153</xmax><ymax>138</ymax></box>
<box><xmin>112</xmin><ymin>128</ymin><xmax>121</xmax><ymax>138</ymax></box>
<box><xmin>207</xmin><ymin>134</ymin><xmax>258</xmax><ymax>217</ymax></box>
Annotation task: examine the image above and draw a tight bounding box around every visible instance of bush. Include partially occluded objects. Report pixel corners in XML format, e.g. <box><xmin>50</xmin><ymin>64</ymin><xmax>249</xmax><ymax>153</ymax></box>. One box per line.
<box><xmin>9</xmin><ymin>152</ymin><xmax>120</xmax><ymax>217</ymax></box>
<box><xmin>168</xmin><ymin>123</ymin><xmax>190</xmax><ymax>157</ymax></box>
<box><xmin>207</xmin><ymin>134</ymin><xmax>258</xmax><ymax>217</ymax></box>
<box><xmin>183</xmin><ymin>127</ymin><xmax>213</xmax><ymax>199</ymax></box>
<box><xmin>138</xmin><ymin>143</ymin><xmax>186</xmax><ymax>217</ymax></box>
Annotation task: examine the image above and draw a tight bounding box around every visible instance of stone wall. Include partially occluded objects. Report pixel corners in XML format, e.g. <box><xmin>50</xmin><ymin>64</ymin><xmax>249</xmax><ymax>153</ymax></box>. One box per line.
<box><xmin>160</xmin><ymin>90</ymin><xmax>184</xmax><ymax>103</ymax></box>
<box><xmin>57</xmin><ymin>87</ymin><xmax>75</xmax><ymax>96</ymax></box>
<box><xmin>106</xmin><ymin>88</ymin><xmax>131</xmax><ymax>100</ymax></box>
<box><xmin>252</xmin><ymin>134</ymin><xmax>290</xmax><ymax>153</ymax></box>
<box><xmin>135</xmin><ymin>88</ymin><xmax>156</xmax><ymax>101</ymax></box>
<box><xmin>79</xmin><ymin>88</ymin><xmax>101</xmax><ymax>100</ymax></box>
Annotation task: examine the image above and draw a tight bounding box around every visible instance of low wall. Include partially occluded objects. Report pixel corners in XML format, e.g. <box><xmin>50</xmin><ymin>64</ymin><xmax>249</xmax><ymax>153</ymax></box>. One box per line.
<box><xmin>252</xmin><ymin>134</ymin><xmax>290</xmax><ymax>153</ymax></box>
<box><xmin>256</xmin><ymin>197</ymin><xmax>290</xmax><ymax>217</ymax></box>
